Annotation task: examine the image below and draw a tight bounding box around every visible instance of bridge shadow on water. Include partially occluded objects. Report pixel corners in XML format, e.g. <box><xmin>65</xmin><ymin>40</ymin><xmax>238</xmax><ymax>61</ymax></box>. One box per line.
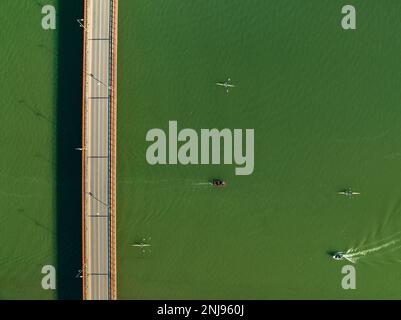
<box><xmin>56</xmin><ymin>0</ymin><xmax>84</xmax><ymax>299</ymax></box>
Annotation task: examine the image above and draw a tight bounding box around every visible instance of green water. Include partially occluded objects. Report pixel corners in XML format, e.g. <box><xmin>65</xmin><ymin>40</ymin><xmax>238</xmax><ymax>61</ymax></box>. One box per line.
<box><xmin>0</xmin><ymin>0</ymin><xmax>57</xmax><ymax>299</ymax></box>
<box><xmin>0</xmin><ymin>0</ymin><xmax>83</xmax><ymax>299</ymax></box>
<box><xmin>117</xmin><ymin>0</ymin><xmax>401</xmax><ymax>299</ymax></box>
<box><xmin>2</xmin><ymin>0</ymin><xmax>401</xmax><ymax>301</ymax></box>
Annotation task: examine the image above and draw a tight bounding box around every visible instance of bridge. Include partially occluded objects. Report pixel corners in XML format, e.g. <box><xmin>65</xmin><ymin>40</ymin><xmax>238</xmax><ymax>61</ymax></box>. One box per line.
<box><xmin>81</xmin><ymin>0</ymin><xmax>118</xmax><ymax>300</ymax></box>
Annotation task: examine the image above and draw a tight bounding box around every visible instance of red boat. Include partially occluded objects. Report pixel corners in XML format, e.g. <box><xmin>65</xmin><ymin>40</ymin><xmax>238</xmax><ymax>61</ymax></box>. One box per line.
<box><xmin>212</xmin><ymin>179</ymin><xmax>226</xmax><ymax>187</ymax></box>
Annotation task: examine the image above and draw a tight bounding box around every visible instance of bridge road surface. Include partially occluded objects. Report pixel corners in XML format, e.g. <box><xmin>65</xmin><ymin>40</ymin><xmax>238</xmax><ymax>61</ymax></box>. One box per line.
<box><xmin>82</xmin><ymin>0</ymin><xmax>116</xmax><ymax>300</ymax></box>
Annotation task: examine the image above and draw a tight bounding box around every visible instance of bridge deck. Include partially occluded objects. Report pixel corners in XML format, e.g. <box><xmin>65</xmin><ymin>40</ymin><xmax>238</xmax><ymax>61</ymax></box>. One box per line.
<box><xmin>82</xmin><ymin>0</ymin><xmax>118</xmax><ymax>300</ymax></box>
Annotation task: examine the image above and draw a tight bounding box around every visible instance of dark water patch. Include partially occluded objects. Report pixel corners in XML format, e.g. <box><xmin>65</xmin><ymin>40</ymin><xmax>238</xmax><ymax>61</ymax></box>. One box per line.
<box><xmin>55</xmin><ymin>0</ymin><xmax>83</xmax><ymax>299</ymax></box>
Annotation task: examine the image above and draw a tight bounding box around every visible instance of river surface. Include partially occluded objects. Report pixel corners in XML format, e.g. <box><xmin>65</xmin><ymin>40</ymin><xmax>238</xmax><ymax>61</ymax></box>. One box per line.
<box><xmin>0</xmin><ymin>0</ymin><xmax>57</xmax><ymax>299</ymax></box>
<box><xmin>1</xmin><ymin>0</ymin><xmax>401</xmax><ymax>300</ymax></box>
<box><xmin>117</xmin><ymin>0</ymin><xmax>401</xmax><ymax>299</ymax></box>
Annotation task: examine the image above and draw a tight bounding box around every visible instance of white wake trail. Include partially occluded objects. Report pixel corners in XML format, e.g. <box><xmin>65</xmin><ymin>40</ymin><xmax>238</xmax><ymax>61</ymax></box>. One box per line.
<box><xmin>343</xmin><ymin>239</ymin><xmax>400</xmax><ymax>263</ymax></box>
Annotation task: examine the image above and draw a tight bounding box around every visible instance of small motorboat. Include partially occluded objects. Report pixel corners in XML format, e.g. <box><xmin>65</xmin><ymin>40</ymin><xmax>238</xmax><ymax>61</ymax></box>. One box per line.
<box><xmin>211</xmin><ymin>179</ymin><xmax>226</xmax><ymax>187</ymax></box>
<box><xmin>332</xmin><ymin>252</ymin><xmax>344</xmax><ymax>260</ymax></box>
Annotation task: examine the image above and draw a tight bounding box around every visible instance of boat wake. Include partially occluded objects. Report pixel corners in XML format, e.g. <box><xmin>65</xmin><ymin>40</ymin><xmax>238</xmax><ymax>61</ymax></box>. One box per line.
<box><xmin>337</xmin><ymin>232</ymin><xmax>401</xmax><ymax>263</ymax></box>
<box><xmin>342</xmin><ymin>241</ymin><xmax>400</xmax><ymax>263</ymax></box>
<box><xmin>192</xmin><ymin>182</ymin><xmax>212</xmax><ymax>186</ymax></box>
